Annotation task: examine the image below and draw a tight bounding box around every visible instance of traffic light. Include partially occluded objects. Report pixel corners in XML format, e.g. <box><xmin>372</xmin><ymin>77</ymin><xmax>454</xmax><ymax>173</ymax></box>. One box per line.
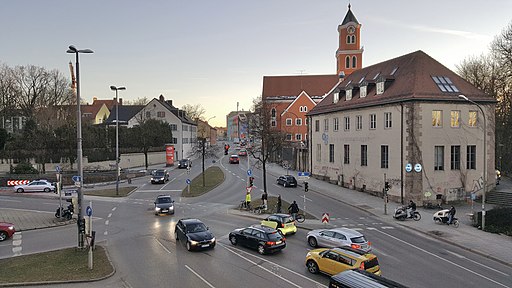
<box><xmin>384</xmin><ymin>181</ymin><xmax>390</xmax><ymax>192</ymax></box>
<box><xmin>304</xmin><ymin>181</ymin><xmax>309</xmax><ymax>192</ymax></box>
<box><xmin>78</xmin><ymin>218</ymin><xmax>86</xmax><ymax>233</ymax></box>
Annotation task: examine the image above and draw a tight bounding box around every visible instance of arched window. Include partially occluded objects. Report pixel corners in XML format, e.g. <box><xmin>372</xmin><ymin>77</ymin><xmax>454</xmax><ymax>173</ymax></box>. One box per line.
<box><xmin>304</xmin><ymin>106</ymin><xmax>308</xmax><ymax>112</ymax></box>
<box><xmin>271</xmin><ymin>108</ymin><xmax>276</xmax><ymax>118</ymax></box>
<box><xmin>346</xmin><ymin>35</ymin><xmax>351</xmax><ymax>44</ymax></box>
<box><xmin>299</xmin><ymin>106</ymin><xmax>303</xmax><ymax>112</ymax></box>
<box><xmin>352</xmin><ymin>56</ymin><xmax>357</xmax><ymax>68</ymax></box>
<box><xmin>351</xmin><ymin>35</ymin><xmax>355</xmax><ymax>43</ymax></box>
<box><xmin>345</xmin><ymin>56</ymin><xmax>350</xmax><ymax>69</ymax></box>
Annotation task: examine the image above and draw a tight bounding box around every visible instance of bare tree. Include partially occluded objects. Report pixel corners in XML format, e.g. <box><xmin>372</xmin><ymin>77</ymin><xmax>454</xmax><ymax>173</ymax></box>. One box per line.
<box><xmin>188</xmin><ymin>137</ymin><xmax>221</xmax><ymax>187</ymax></box>
<box><xmin>181</xmin><ymin>104</ymin><xmax>206</xmax><ymax>121</ymax></box>
<box><xmin>124</xmin><ymin>97</ymin><xmax>149</xmax><ymax>106</ymax></box>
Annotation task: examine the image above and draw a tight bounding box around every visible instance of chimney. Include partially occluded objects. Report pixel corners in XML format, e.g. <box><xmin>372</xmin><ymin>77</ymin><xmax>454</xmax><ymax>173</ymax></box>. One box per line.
<box><xmin>159</xmin><ymin>94</ymin><xmax>164</xmax><ymax>102</ymax></box>
<box><xmin>93</xmin><ymin>97</ymin><xmax>97</xmax><ymax>102</ymax></box>
<box><xmin>166</xmin><ymin>100</ymin><xmax>173</xmax><ymax>107</ymax></box>
<box><xmin>119</xmin><ymin>98</ymin><xmax>123</xmax><ymax>105</ymax></box>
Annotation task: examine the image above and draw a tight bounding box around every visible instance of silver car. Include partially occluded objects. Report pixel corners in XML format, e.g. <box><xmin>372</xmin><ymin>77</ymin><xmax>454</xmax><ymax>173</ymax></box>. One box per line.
<box><xmin>306</xmin><ymin>227</ymin><xmax>372</xmax><ymax>252</ymax></box>
<box><xmin>14</xmin><ymin>180</ymin><xmax>55</xmax><ymax>193</ymax></box>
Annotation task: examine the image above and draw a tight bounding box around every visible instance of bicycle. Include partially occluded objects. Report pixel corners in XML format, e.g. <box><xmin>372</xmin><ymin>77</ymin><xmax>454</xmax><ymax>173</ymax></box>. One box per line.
<box><xmin>290</xmin><ymin>211</ymin><xmax>305</xmax><ymax>223</ymax></box>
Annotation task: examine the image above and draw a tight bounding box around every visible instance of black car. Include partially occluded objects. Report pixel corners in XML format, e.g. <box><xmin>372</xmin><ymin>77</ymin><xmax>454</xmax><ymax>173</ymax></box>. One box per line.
<box><xmin>229</xmin><ymin>225</ymin><xmax>286</xmax><ymax>255</ymax></box>
<box><xmin>276</xmin><ymin>175</ymin><xmax>297</xmax><ymax>187</ymax></box>
<box><xmin>175</xmin><ymin>218</ymin><xmax>216</xmax><ymax>251</ymax></box>
<box><xmin>151</xmin><ymin>169</ymin><xmax>169</xmax><ymax>184</ymax></box>
<box><xmin>178</xmin><ymin>159</ymin><xmax>192</xmax><ymax>169</ymax></box>
<box><xmin>154</xmin><ymin>195</ymin><xmax>174</xmax><ymax>215</ymax></box>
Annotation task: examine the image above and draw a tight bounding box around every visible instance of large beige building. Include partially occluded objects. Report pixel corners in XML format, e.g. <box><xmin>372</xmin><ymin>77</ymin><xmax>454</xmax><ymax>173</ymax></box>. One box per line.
<box><xmin>308</xmin><ymin>50</ymin><xmax>496</xmax><ymax>204</ymax></box>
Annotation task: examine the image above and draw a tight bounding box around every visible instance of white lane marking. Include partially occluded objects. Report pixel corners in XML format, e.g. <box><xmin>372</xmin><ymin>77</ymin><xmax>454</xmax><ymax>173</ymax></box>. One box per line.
<box><xmin>155</xmin><ymin>238</ymin><xmax>172</xmax><ymax>254</ymax></box>
<box><xmin>1</xmin><ymin>208</ymin><xmax>53</xmax><ymax>214</ymax></box>
<box><xmin>12</xmin><ymin>233</ymin><xmax>22</xmax><ymax>240</ymax></box>
<box><xmin>104</xmin><ymin>231</ymin><xmax>108</xmax><ymax>236</ymax></box>
<box><xmin>374</xmin><ymin>229</ymin><xmax>510</xmax><ymax>287</ymax></box>
<box><xmin>12</xmin><ymin>240</ymin><xmax>22</xmax><ymax>246</ymax></box>
<box><xmin>381</xmin><ymin>226</ymin><xmax>394</xmax><ymax>229</ymax></box>
<box><xmin>108</xmin><ymin>213</ymin><xmax>112</xmax><ymax>218</ymax></box>
<box><xmin>0</xmin><ymin>199</ymin><xmax>21</xmax><ymax>202</ymax></box>
<box><xmin>105</xmin><ymin>220</ymin><xmax>109</xmax><ymax>225</ymax></box>
<box><xmin>232</xmin><ymin>173</ymin><xmax>236</xmax><ymax>176</ymax></box>
<box><xmin>444</xmin><ymin>250</ymin><xmax>509</xmax><ymax>276</ymax></box>
<box><xmin>12</xmin><ymin>246</ymin><xmax>22</xmax><ymax>255</ymax></box>
<box><xmin>134</xmin><ymin>189</ymin><xmax>182</xmax><ymax>193</ymax></box>
<box><xmin>240</xmin><ymin>179</ymin><xmax>245</xmax><ymax>182</ymax></box>
<box><xmin>220</xmin><ymin>243</ymin><xmax>327</xmax><ymax>288</ymax></box>
<box><xmin>185</xmin><ymin>264</ymin><xmax>215</xmax><ymax>288</ymax></box>
<box><xmin>112</xmin><ymin>207</ymin><xmax>117</xmax><ymax>211</ymax></box>
<box><xmin>351</xmin><ymin>228</ymin><xmax>363</xmax><ymax>231</ymax></box>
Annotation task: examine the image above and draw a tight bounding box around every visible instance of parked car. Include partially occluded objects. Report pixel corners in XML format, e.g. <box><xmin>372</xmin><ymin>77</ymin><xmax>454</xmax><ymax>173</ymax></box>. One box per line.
<box><xmin>238</xmin><ymin>149</ymin><xmax>248</xmax><ymax>156</ymax></box>
<box><xmin>229</xmin><ymin>225</ymin><xmax>286</xmax><ymax>255</ymax></box>
<box><xmin>276</xmin><ymin>175</ymin><xmax>297</xmax><ymax>187</ymax></box>
<box><xmin>175</xmin><ymin>218</ymin><xmax>216</xmax><ymax>251</ymax></box>
<box><xmin>154</xmin><ymin>195</ymin><xmax>175</xmax><ymax>215</ymax></box>
<box><xmin>261</xmin><ymin>213</ymin><xmax>297</xmax><ymax>235</ymax></box>
<box><xmin>330</xmin><ymin>270</ymin><xmax>408</xmax><ymax>288</ymax></box>
<box><xmin>229</xmin><ymin>155</ymin><xmax>239</xmax><ymax>164</ymax></box>
<box><xmin>306</xmin><ymin>228</ymin><xmax>372</xmax><ymax>252</ymax></box>
<box><xmin>178</xmin><ymin>159</ymin><xmax>192</xmax><ymax>169</ymax></box>
<box><xmin>14</xmin><ymin>180</ymin><xmax>55</xmax><ymax>193</ymax></box>
<box><xmin>305</xmin><ymin>247</ymin><xmax>381</xmax><ymax>276</ymax></box>
<box><xmin>151</xmin><ymin>169</ymin><xmax>169</xmax><ymax>184</ymax></box>
<box><xmin>0</xmin><ymin>222</ymin><xmax>15</xmax><ymax>241</ymax></box>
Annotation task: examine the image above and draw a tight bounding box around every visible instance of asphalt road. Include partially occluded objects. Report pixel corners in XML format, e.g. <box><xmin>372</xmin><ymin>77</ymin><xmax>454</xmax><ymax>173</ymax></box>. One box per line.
<box><xmin>1</xmin><ymin>153</ymin><xmax>511</xmax><ymax>288</ymax></box>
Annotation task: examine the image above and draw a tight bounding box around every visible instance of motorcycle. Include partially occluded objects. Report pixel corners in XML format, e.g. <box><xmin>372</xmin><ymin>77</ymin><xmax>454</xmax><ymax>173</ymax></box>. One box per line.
<box><xmin>55</xmin><ymin>204</ymin><xmax>74</xmax><ymax>220</ymax></box>
<box><xmin>393</xmin><ymin>206</ymin><xmax>421</xmax><ymax>221</ymax></box>
<box><xmin>433</xmin><ymin>209</ymin><xmax>459</xmax><ymax>228</ymax></box>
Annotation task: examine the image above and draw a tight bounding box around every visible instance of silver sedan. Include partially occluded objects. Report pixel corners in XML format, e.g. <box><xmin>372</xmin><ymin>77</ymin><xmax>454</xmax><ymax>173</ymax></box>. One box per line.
<box><xmin>14</xmin><ymin>180</ymin><xmax>55</xmax><ymax>193</ymax></box>
<box><xmin>306</xmin><ymin>227</ymin><xmax>372</xmax><ymax>252</ymax></box>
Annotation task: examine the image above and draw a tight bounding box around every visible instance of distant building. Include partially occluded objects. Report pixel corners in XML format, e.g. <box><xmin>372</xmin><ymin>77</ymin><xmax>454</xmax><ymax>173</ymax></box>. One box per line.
<box><xmin>226</xmin><ymin>111</ymin><xmax>251</xmax><ymax>141</ymax></box>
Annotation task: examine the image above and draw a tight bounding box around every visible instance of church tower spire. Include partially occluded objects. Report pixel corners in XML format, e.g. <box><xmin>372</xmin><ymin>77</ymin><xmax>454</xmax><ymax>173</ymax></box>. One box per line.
<box><xmin>336</xmin><ymin>4</ymin><xmax>363</xmax><ymax>77</ymax></box>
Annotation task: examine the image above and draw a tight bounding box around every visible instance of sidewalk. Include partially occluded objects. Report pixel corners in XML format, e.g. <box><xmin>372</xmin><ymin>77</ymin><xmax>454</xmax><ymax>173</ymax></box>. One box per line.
<box><xmin>261</xmin><ymin>162</ymin><xmax>512</xmax><ymax>268</ymax></box>
<box><xmin>0</xmin><ymin>208</ymin><xmax>74</xmax><ymax>231</ymax></box>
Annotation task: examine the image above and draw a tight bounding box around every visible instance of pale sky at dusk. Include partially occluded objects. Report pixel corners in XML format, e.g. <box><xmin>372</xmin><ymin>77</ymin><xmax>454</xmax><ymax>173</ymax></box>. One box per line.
<box><xmin>2</xmin><ymin>0</ymin><xmax>511</xmax><ymax>127</ymax></box>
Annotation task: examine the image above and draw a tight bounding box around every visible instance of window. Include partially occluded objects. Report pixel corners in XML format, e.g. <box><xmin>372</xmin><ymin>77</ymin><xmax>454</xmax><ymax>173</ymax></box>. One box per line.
<box><xmin>345</xmin><ymin>56</ymin><xmax>350</xmax><ymax>69</ymax></box>
<box><xmin>315</xmin><ymin>120</ymin><xmax>320</xmax><ymax>132</ymax></box>
<box><xmin>333</xmin><ymin>117</ymin><xmax>339</xmax><ymax>131</ymax></box>
<box><xmin>370</xmin><ymin>114</ymin><xmax>376</xmax><ymax>129</ymax></box>
<box><xmin>346</xmin><ymin>35</ymin><xmax>351</xmax><ymax>44</ymax></box>
<box><xmin>183</xmin><ymin>138</ymin><xmax>189</xmax><ymax>144</ymax></box>
<box><xmin>145</xmin><ymin>111</ymin><xmax>151</xmax><ymax>118</ymax></box>
<box><xmin>271</xmin><ymin>108</ymin><xmax>276</xmax><ymax>118</ymax></box>
<box><xmin>451</xmin><ymin>110</ymin><xmax>460</xmax><ymax>128</ymax></box>
<box><xmin>467</xmin><ymin>145</ymin><xmax>476</xmax><ymax>170</ymax></box>
<box><xmin>434</xmin><ymin>146</ymin><xmax>444</xmax><ymax>171</ymax></box>
<box><xmin>333</xmin><ymin>92</ymin><xmax>339</xmax><ymax>103</ymax></box>
<box><xmin>432</xmin><ymin>76</ymin><xmax>460</xmax><ymax>93</ymax></box>
<box><xmin>361</xmin><ymin>145</ymin><xmax>367</xmax><ymax>166</ymax></box>
<box><xmin>324</xmin><ymin>119</ymin><xmax>329</xmax><ymax>131</ymax></box>
<box><xmin>468</xmin><ymin>111</ymin><xmax>477</xmax><ymax>127</ymax></box>
<box><xmin>384</xmin><ymin>112</ymin><xmax>392</xmax><ymax>128</ymax></box>
<box><xmin>157</xmin><ymin>111</ymin><xmax>165</xmax><ymax>118</ymax></box>
<box><xmin>391</xmin><ymin>67</ymin><xmax>398</xmax><ymax>75</ymax></box>
<box><xmin>299</xmin><ymin>106</ymin><xmax>303</xmax><ymax>112</ymax></box>
<box><xmin>286</xmin><ymin>118</ymin><xmax>292</xmax><ymax>126</ymax></box>
<box><xmin>295</xmin><ymin>134</ymin><xmax>302</xmax><ymax>141</ymax></box>
<box><xmin>356</xmin><ymin>115</ymin><xmax>362</xmax><ymax>130</ymax></box>
<box><xmin>432</xmin><ymin>110</ymin><xmax>442</xmax><ymax>127</ymax></box>
<box><xmin>171</xmin><ymin>137</ymin><xmax>178</xmax><ymax>144</ymax></box>
<box><xmin>271</xmin><ymin>120</ymin><xmax>276</xmax><ymax>127</ymax></box>
<box><xmin>360</xmin><ymin>86</ymin><xmax>367</xmax><ymax>98</ymax></box>
<box><xmin>451</xmin><ymin>145</ymin><xmax>460</xmax><ymax>170</ymax></box>
<box><xmin>303</xmin><ymin>106</ymin><xmax>308</xmax><ymax>112</ymax></box>
<box><xmin>316</xmin><ymin>144</ymin><xmax>321</xmax><ymax>162</ymax></box>
<box><xmin>286</xmin><ymin>134</ymin><xmax>292</xmax><ymax>141</ymax></box>
<box><xmin>296</xmin><ymin>118</ymin><xmax>302</xmax><ymax>126</ymax></box>
<box><xmin>329</xmin><ymin>144</ymin><xmax>335</xmax><ymax>163</ymax></box>
<box><xmin>381</xmin><ymin>145</ymin><xmax>389</xmax><ymax>168</ymax></box>
<box><xmin>344</xmin><ymin>116</ymin><xmax>350</xmax><ymax>131</ymax></box>
<box><xmin>376</xmin><ymin>81</ymin><xmax>384</xmax><ymax>94</ymax></box>
<box><xmin>351</xmin><ymin>35</ymin><xmax>355</xmax><ymax>44</ymax></box>
<box><xmin>344</xmin><ymin>144</ymin><xmax>350</xmax><ymax>164</ymax></box>
<box><xmin>170</xmin><ymin>124</ymin><xmax>177</xmax><ymax>131</ymax></box>
<box><xmin>183</xmin><ymin>125</ymin><xmax>188</xmax><ymax>131</ymax></box>
<box><xmin>305</xmin><ymin>118</ymin><xmax>309</xmax><ymax>125</ymax></box>
<box><xmin>346</xmin><ymin>89</ymin><xmax>352</xmax><ymax>100</ymax></box>
<box><xmin>352</xmin><ymin>56</ymin><xmax>357</xmax><ymax>68</ymax></box>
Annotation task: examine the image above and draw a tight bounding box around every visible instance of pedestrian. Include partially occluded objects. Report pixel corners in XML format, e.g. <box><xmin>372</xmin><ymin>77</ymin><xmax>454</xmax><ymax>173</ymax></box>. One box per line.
<box><xmin>261</xmin><ymin>193</ymin><xmax>268</xmax><ymax>210</ymax></box>
<box><xmin>448</xmin><ymin>205</ymin><xmax>456</xmax><ymax>224</ymax></box>
<box><xmin>276</xmin><ymin>194</ymin><xmax>282</xmax><ymax>213</ymax></box>
<box><xmin>288</xmin><ymin>200</ymin><xmax>299</xmax><ymax>220</ymax></box>
<box><xmin>245</xmin><ymin>192</ymin><xmax>251</xmax><ymax>210</ymax></box>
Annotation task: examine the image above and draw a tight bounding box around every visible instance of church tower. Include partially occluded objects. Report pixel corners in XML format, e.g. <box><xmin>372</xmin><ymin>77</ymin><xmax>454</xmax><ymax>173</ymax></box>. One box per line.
<box><xmin>336</xmin><ymin>4</ymin><xmax>363</xmax><ymax>77</ymax></box>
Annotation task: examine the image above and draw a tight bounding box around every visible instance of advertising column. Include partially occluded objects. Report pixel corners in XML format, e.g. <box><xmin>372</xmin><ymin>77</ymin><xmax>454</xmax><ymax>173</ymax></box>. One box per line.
<box><xmin>165</xmin><ymin>144</ymin><xmax>175</xmax><ymax>167</ymax></box>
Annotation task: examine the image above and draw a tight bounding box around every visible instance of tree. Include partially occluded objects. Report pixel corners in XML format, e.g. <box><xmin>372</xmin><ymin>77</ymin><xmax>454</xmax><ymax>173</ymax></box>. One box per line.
<box><xmin>124</xmin><ymin>97</ymin><xmax>149</xmax><ymax>106</ymax></box>
<box><xmin>188</xmin><ymin>137</ymin><xmax>220</xmax><ymax>187</ymax></box>
<box><xmin>248</xmin><ymin>96</ymin><xmax>286</xmax><ymax>194</ymax></box>
<box><xmin>130</xmin><ymin>119</ymin><xmax>173</xmax><ymax>169</ymax></box>
<box><xmin>181</xmin><ymin>104</ymin><xmax>206</xmax><ymax>121</ymax></box>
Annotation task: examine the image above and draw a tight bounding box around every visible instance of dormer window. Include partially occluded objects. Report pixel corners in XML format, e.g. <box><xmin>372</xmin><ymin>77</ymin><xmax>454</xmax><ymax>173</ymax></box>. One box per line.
<box><xmin>376</xmin><ymin>81</ymin><xmax>385</xmax><ymax>95</ymax></box>
<box><xmin>333</xmin><ymin>92</ymin><xmax>339</xmax><ymax>103</ymax></box>
<box><xmin>432</xmin><ymin>76</ymin><xmax>459</xmax><ymax>93</ymax></box>
<box><xmin>346</xmin><ymin>89</ymin><xmax>352</xmax><ymax>100</ymax></box>
<box><xmin>360</xmin><ymin>86</ymin><xmax>367</xmax><ymax>98</ymax></box>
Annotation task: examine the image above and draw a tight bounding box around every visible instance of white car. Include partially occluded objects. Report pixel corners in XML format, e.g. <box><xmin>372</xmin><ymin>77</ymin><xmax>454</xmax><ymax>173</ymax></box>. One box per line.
<box><xmin>306</xmin><ymin>227</ymin><xmax>372</xmax><ymax>252</ymax></box>
<box><xmin>14</xmin><ymin>180</ymin><xmax>55</xmax><ymax>193</ymax></box>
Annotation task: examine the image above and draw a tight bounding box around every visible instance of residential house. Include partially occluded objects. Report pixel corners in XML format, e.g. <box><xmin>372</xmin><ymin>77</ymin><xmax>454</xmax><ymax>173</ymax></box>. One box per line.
<box><xmin>197</xmin><ymin>119</ymin><xmax>218</xmax><ymax>146</ymax></box>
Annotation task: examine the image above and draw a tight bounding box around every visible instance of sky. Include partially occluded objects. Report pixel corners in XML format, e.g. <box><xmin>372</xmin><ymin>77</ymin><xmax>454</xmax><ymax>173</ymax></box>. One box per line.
<box><xmin>2</xmin><ymin>0</ymin><xmax>511</xmax><ymax>127</ymax></box>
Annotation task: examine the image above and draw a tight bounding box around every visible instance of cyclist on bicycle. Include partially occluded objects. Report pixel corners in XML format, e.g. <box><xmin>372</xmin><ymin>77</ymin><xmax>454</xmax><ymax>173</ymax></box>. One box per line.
<box><xmin>288</xmin><ymin>200</ymin><xmax>299</xmax><ymax>220</ymax></box>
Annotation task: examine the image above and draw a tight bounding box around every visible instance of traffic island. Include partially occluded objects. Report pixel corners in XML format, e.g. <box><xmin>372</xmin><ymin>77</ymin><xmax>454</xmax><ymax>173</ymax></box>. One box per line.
<box><xmin>181</xmin><ymin>166</ymin><xmax>224</xmax><ymax>197</ymax></box>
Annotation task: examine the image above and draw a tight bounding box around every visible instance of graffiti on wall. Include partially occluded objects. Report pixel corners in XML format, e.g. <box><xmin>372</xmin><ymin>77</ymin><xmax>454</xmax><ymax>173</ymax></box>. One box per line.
<box><xmin>471</xmin><ymin>176</ymin><xmax>484</xmax><ymax>193</ymax></box>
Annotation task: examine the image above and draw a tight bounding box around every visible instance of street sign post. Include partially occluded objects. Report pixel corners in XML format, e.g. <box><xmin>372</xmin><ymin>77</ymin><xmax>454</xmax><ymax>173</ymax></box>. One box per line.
<box><xmin>247</xmin><ymin>169</ymin><xmax>252</xmax><ymax>176</ymax></box>
<box><xmin>321</xmin><ymin>213</ymin><xmax>330</xmax><ymax>224</ymax></box>
<box><xmin>186</xmin><ymin>179</ymin><xmax>191</xmax><ymax>194</ymax></box>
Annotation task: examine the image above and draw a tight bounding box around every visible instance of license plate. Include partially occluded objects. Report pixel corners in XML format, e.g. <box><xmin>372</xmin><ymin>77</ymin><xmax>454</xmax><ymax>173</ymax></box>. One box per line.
<box><xmin>201</xmin><ymin>244</ymin><xmax>209</xmax><ymax>248</ymax></box>
<box><xmin>162</xmin><ymin>210</ymin><xmax>168</xmax><ymax>213</ymax></box>
<box><xmin>276</xmin><ymin>241</ymin><xmax>282</xmax><ymax>244</ymax></box>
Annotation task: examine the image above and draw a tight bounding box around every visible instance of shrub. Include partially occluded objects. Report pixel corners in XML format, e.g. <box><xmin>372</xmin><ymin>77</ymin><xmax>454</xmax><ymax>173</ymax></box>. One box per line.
<box><xmin>11</xmin><ymin>163</ymin><xmax>39</xmax><ymax>174</ymax></box>
<box><xmin>474</xmin><ymin>207</ymin><xmax>512</xmax><ymax>236</ymax></box>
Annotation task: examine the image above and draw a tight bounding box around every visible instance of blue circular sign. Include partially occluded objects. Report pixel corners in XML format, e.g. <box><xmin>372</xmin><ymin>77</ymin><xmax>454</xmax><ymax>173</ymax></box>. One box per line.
<box><xmin>247</xmin><ymin>169</ymin><xmax>252</xmax><ymax>176</ymax></box>
<box><xmin>86</xmin><ymin>206</ymin><xmax>92</xmax><ymax>217</ymax></box>
<box><xmin>414</xmin><ymin>163</ymin><xmax>422</xmax><ymax>173</ymax></box>
<box><xmin>405</xmin><ymin>163</ymin><xmax>412</xmax><ymax>173</ymax></box>
<box><xmin>186</xmin><ymin>179</ymin><xmax>191</xmax><ymax>185</ymax></box>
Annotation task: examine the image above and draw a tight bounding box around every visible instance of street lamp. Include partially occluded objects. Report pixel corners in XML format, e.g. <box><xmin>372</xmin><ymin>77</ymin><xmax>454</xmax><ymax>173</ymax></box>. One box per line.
<box><xmin>110</xmin><ymin>86</ymin><xmax>126</xmax><ymax>196</ymax></box>
<box><xmin>67</xmin><ymin>45</ymin><xmax>93</xmax><ymax>249</ymax></box>
<box><xmin>458</xmin><ymin>94</ymin><xmax>487</xmax><ymax>231</ymax></box>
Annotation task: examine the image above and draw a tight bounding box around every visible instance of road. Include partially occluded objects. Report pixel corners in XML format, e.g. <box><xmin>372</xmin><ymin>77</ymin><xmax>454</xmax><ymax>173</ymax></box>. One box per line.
<box><xmin>1</xmin><ymin>153</ymin><xmax>511</xmax><ymax>288</ymax></box>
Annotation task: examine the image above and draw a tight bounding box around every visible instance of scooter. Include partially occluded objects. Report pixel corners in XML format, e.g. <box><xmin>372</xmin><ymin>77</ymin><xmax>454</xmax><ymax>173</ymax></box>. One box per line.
<box><xmin>393</xmin><ymin>206</ymin><xmax>421</xmax><ymax>221</ymax></box>
<box><xmin>55</xmin><ymin>204</ymin><xmax>74</xmax><ymax>220</ymax></box>
<box><xmin>433</xmin><ymin>209</ymin><xmax>459</xmax><ymax>228</ymax></box>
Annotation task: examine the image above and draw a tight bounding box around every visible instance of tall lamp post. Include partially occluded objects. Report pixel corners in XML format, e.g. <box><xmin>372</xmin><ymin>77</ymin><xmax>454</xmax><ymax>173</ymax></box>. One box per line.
<box><xmin>110</xmin><ymin>86</ymin><xmax>126</xmax><ymax>196</ymax></box>
<box><xmin>67</xmin><ymin>45</ymin><xmax>93</xmax><ymax>249</ymax></box>
<box><xmin>458</xmin><ymin>94</ymin><xmax>487</xmax><ymax>231</ymax></box>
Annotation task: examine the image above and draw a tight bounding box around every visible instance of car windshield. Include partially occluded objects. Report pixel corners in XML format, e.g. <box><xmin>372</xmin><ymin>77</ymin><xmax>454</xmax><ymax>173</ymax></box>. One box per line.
<box><xmin>286</xmin><ymin>176</ymin><xmax>295</xmax><ymax>181</ymax></box>
<box><xmin>187</xmin><ymin>223</ymin><xmax>207</xmax><ymax>233</ymax></box>
<box><xmin>155</xmin><ymin>171</ymin><xmax>165</xmax><ymax>176</ymax></box>
<box><xmin>351</xmin><ymin>236</ymin><xmax>367</xmax><ymax>243</ymax></box>
<box><xmin>157</xmin><ymin>197</ymin><xmax>171</xmax><ymax>204</ymax></box>
<box><xmin>267</xmin><ymin>232</ymin><xmax>283</xmax><ymax>241</ymax></box>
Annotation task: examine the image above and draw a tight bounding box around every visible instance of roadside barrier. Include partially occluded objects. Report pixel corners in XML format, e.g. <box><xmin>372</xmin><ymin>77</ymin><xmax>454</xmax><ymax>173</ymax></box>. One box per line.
<box><xmin>7</xmin><ymin>180</ymin><xmax>30</xmax><ymax>186</ymax></box>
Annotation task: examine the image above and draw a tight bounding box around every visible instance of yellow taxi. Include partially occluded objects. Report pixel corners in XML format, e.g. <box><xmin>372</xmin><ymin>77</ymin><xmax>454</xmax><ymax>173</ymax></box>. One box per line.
<box><xmin>305</xmin><ymin>247</ymin><xmax>381</xmax><ymax>276</ymax></box>
<box><xmin>260</xmin><ymin>214</ymin><xmax>297</xmax><ymax>235</ymax></box>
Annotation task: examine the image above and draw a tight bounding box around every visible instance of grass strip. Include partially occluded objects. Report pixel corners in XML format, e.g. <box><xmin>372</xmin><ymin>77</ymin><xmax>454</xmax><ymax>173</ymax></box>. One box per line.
<box><xmin>84</xmin><ymin>186</ymin><xmax>136</xmax><ymax>197</ymax></box>
<box><xmin>181</xmin><ymin>166</ymin><xmax>224</xmax><ymax>197</ymax></box>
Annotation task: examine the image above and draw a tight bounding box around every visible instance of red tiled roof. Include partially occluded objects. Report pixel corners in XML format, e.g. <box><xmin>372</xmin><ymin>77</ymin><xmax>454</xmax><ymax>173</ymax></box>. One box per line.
<box><xmin>262</xmin><ymin>74</ymin><xmax>339</xmax><ymax>98</ymax></box>
<box><xmin>309</xmin><ymin>50</ymin><xmax>494</xmax><ymax>116</ymax></box>
<box><xmin>92</xmin><ymin>99</ymin><xmax>118</xmax><ymax>110</ymax></box>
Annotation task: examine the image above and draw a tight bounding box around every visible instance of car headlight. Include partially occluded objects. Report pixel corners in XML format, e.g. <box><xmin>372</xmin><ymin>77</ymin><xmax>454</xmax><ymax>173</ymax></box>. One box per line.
<box><xmin>210</xmin><ymin>237</ymin><xmax>216</xmax><ymax>243</ymax></box>
<box><xmin>189</xmin><ymin>240</ymin><xmax>198</xmax><ymax>245</ymax></box>
<box><xmin>155</xmin><ymin>207</ymin><xmax>161</xmax><ymax>211</ymax></box>
<box><xmin>8</xmin><ymin>226</ymin><xmax>14</xmax><ymax>230</ymax></box>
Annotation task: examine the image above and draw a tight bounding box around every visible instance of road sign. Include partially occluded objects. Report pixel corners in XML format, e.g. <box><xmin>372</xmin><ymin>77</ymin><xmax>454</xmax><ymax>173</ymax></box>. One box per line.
<box><xmin>72</xmin><ymin>175</ymin><xmax>81</xmax><ymax>182</ymax></box>
<box><xmin>321</xmin><ymin>213</ymin><xmax>330</xmax><ymax>224</ymax></box>
<box><xmin>186</xmin><ymin>179</ymin><xmax>191</xmax><ymax>185</ymax></box>
<box><xmin>405</xmin><ymin>163</ymin><xmax>412</xmax><ymax>173</ymax></box>
<box><xmin>414</xmin><ymin>163</ymin><xmax>422</xmax><ymax>173</ymax></box>
<box><xmin>74</xmin><ymin>182</ymin><xmax>81</xmax><ymax>187</ymax></box>
<box><xmin>86</xmin><ymin>206</ymin><xmax>92</xmax><ymax>217</ymax></box>
<box><xmin>298</xmin><ymin>172</ymin><xmax>311</xmax><ymax>177</ymax></box>
<box><xmin>247</xmin><ymin>169</ymin><xmax>252</xmax><ymax>176</ymax></box>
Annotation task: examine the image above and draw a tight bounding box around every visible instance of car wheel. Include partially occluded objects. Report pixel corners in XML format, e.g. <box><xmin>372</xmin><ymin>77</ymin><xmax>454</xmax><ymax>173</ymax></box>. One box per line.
<box><xmin>306</xmin><ymin>260</ymin><xmax>319</xmax><ymax>274</ymax></box>
<box><xmin>308</xmin><ymin>237</ymin><xmax>318</xmax><ymax>248</ymax></box>
<box><xmin>434</xmin><ymin>217</ymin><xmax>442</xmax><ymax>224</ymax></box>
<box><xmin>0</xmin><ymin>231</ymin><xmax>7</xmax><ymax>241</ymax></box>
<box><xmin>257</xmin><ymin>245</ymin><xmax>265</xmax><ymax>255</ymax></box>
<box><xmin>186</xmin><ymin>241</ymin><xmax>192</xmax><ymax>251</ymax></box>
<box><xmin>44</xmin><ymin>188</ymin><xmax>50</xmax><ymax>193</ymax></box>
<box><xmin>229</xmin><ymin>235</ymin><xmax>237</xmax><ymax>245</ymax></box>
<box><xmin>16</xmin><ymin>188</ymin><xmax>24</xmax><ymax>193</ymax></box>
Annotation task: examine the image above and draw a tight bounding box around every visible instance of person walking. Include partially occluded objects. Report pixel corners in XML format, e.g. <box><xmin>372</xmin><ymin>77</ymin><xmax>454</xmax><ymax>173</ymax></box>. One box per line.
<box><xmin>288</xmin><ymin>200</ymin><xmax>299</xmax><ymax>220</ymax></box>
<box><xmin>276</xmin><ymin>194</ymin><xmax>282</xmax><ymax>213</ymax></box>
<box><xmin>261</xmin><ymin>193</ymin><xmax>268</xmax><ymax>210</ymax></box>
<box><xmin>448</xmin><ymin>205</ymin><xmax>456</xmax><ymax>224</ymax></box>
<box><xmin>245</xmin><ymin>192</ymin><xmax>251</xmax><ymax>210</ymax></box>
